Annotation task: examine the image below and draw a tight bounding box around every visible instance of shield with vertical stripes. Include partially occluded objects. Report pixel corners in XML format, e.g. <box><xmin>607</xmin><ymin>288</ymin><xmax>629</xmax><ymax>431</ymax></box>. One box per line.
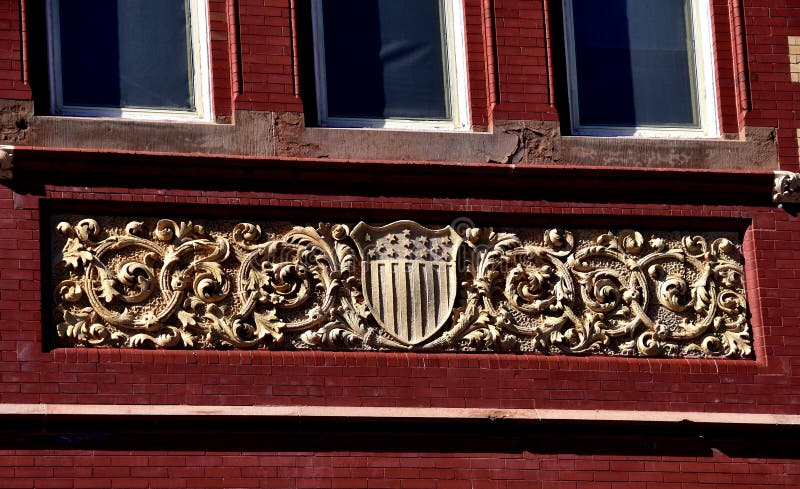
<box><xmin>350</xmin><ymin>221</ymin><xmax>463</xmax><ymax>346</ymax></box>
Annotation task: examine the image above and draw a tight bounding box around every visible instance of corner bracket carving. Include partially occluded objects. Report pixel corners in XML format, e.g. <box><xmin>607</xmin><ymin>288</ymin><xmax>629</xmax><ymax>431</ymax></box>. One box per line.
<box><xmin>774</xmin><ymin>171</ymin><xmax>800</xmax><ymax>204</ymax></box>
<box><xmin>0</xmin><ymin>145</ymin><xmax>12</xmax><ymax>181</ymax></box>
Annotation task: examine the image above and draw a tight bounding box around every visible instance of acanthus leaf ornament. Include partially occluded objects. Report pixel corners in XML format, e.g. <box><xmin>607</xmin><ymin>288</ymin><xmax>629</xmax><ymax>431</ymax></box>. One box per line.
<box><xmin>53</xmin><ymin>217</ymin><xmax>753</xmax><ymax>358</ymax></box>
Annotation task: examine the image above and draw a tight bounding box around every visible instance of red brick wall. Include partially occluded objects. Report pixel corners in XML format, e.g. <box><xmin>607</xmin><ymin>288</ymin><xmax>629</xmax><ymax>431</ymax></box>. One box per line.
<box><xmin>1</xmin><ymin>441</ymin><xmax>799</xmax><ymax>488</ymax></box>
<box><xmin>1</xmin><ymin>176</ymin><xmax>798</xmax><ymax>412</ymax></box>
<box><xmin>712</xmin><ymin>0</ymin><xmax>743</xmax><ymax>134</ymax></box>
<box><xmin>2</xmin><ymin>1</ymin><xmax>800</xmax><ymax>487</ymax></box>
<box><xmin>465</xmin><ymin>0</ymin><xmax>491</xmax><ymax>127</ymax></box>
<box><xmin>234</xmin><ymin>0</ymin><xmax>302</xmax><ymax>113</ymax></box>
<box><xmin>208</xmin><ymin>0</ymin><xmax>233</xmax><ymax>119</ymax></box>
<box><xmin>492</xmin><ymin>0</ymin><xmax>558</xmax><ymax>121</ymax></box>
<box><xmin>743</xmin><ymin>0</ymin><xmax>800</xmax><ymax>169</ymax></box>
<box><xmin>0</xmin><ymin>0</ymin><xmax>31</xmax><ymax>100</ymax></box>
<box><xmin>7</xmin><ymin>180</ymin><xmax>798</xmax><ymax>485</ymax></box>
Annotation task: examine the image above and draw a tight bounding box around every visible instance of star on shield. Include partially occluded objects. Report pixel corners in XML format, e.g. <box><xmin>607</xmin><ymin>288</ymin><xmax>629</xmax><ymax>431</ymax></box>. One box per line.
<box><xmin>350</xmin><ymin>220</ymin><xmax>463</xmax><ymax>346</ymax></box>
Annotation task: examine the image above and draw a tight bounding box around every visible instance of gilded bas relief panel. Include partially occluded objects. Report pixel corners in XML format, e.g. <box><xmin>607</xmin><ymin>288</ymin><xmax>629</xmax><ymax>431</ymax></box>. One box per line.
<box><xmin>51</xmin><ymin>216</ymin><xmax>752</xmax><ymax>358</ymax></box>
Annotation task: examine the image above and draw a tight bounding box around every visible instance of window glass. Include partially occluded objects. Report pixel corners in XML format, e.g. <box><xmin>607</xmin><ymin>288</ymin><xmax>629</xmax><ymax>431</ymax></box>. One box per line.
<box><xmin>319</xmin><ymin>0</ymin><xmax>449</xmax><ymax>120</ymax></box>
<box><xmin>55</xmin><ymin>0</ymin><xmax>194</xmax><ymax>110</ymax></box>
<box><xmin>568</xmin><ymin>0</ymin><xmax>701</xmax><ymax>129</ymax></box>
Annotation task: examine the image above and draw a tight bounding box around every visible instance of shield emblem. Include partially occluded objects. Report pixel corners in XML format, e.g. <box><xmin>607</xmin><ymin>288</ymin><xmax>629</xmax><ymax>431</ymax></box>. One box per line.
<box><xmin>351</xmin><ymin>221</ymin><xmax>463</xmax><ymax>346</ymax></box>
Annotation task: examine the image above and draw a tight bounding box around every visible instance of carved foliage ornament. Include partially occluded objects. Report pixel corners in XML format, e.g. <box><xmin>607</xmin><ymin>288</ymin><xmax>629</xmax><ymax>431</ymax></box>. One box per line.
<box><xmin>52</xmin><ymin>217</ymin><xmax>752</xmax><ymax>358</ymax></box>
<box><xmin>774</xmin><ymin>171</ymin><xmax>800</xmax><ymax>204</ymax></box>
<box><xmin>0</xmin><ymin>146</ymin><xmax>12</xmax><ymax>180</ymax></box>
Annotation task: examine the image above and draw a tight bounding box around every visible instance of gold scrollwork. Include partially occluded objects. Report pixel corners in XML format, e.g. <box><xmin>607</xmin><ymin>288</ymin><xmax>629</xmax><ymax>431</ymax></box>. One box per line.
<box><xmin>53</xmin><ymin>217</ymin><xmax>752</xmax><ymax>358</ymax></box>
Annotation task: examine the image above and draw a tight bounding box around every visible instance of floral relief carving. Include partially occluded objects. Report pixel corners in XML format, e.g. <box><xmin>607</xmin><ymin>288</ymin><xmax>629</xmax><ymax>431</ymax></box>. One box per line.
<box><xmin>53</xmin><ymin>217</ymin><xmax>752</xmax><ymax>358</ymax></box>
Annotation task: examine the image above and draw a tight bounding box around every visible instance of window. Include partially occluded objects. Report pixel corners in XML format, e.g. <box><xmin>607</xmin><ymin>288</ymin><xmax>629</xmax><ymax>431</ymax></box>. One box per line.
<box><xmin>46</xmin><ymin>0</ymin><xmax>211</xmax><ymax>120</ymax></box>
<box><xmin>310</xmin><ymin>0</ymin><xmax>469</xmax><ymax>130</ymax></box>
<box><xmin>563</xmin><ymin>0</ymin><xmax>718</xmax><ymax>137</ymax></box>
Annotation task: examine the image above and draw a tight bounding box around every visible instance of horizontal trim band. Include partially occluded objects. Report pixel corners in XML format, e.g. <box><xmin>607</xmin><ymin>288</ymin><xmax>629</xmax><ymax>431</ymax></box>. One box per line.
<box><xmin>10</xmin><ymin>146</ymin><xmax>775</xmax><ymax>207</ymax></box>
<box><xmin>1</xmin><ymin>404</ymin><xmax>797</xmax><ymax>426</ymax></box>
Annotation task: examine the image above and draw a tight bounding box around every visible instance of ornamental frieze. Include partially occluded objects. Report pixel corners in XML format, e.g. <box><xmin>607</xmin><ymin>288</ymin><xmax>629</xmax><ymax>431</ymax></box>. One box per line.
<box><xmin>51</xmin><ymin>217</ymin><xmax>752</xmax><ymax>358</ymax></box>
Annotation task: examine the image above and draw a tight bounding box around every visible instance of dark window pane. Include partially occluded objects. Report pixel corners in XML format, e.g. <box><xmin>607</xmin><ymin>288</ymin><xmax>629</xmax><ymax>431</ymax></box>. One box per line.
<box><xmin>58</xmin><ymin>0</ymin><xmax>120</xmax><ymax>107</ymax></box>
<box><xmin>58</xmin><ymin>0</ymin><xmax>193</xmax><ymax>110</ymax></box>
<box><xmin>320</xmin><ymin>0</ymin><xmax>449</xmax><ymax>120</ymax></box>
<box><xmin>571</xmin><ymin>0</ymin><xmax>698</xmax><ymax>127</ymax></box>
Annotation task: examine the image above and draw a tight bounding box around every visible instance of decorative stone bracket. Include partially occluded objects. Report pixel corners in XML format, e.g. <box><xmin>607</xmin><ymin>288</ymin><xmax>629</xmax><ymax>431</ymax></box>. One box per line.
<box><xmin>0</xmin><ymin>145</ymin><xmax>12</xmax><ymax>180</ymax></box>
<box><xmin>774</xmin><ymin>171</ymin><xmax>800</xmax><ymax>204</ymax></box>
<box><xmin>52</xmin><ymin>217</ymin><xmax>752</xmax><ymax>358</ymax></box>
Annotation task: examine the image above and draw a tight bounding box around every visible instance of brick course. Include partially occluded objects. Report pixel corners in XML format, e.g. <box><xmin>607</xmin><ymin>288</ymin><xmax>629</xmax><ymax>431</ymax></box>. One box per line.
<box><xmin>0</xmin><ymin>448</ymin><xmax>798</xmax><ymax>488</ymax></box>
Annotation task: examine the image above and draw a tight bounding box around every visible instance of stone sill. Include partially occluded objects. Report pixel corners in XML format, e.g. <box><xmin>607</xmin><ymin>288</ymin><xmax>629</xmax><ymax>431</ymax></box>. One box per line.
<box><xmin>560</xmin><ymin>131</ymin><xmax>777</xmax><ymax>171</ymax></box>
<box><xmin>0</xmin><ymin>100</ymin><xmax>778</xmax><ymax>170</ymax></box>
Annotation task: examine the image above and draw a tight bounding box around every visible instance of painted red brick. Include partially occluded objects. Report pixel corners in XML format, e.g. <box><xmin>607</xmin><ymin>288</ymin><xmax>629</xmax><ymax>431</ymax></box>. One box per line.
<box><xmin>1</xmin><ymin>0</ymin><xmax>800</xmax><ymax>487</ymax></box>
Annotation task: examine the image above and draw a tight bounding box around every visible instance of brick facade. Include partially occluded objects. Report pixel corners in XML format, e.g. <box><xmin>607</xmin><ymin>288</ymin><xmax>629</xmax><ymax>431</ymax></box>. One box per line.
<box><xmin>1</xmin><ymin>0</ymin><xmax>800</xmax><ymax>487</ymax></box>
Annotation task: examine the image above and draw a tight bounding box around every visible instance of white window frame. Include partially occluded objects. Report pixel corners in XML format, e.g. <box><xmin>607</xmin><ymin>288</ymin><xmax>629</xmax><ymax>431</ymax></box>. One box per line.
<box><xmin>562</xmin><ymin>0</ymin><xmax>719</xmax><ymax>138</ymax></box>
<box><xmin>310</xmin><ymin>0</ymin><xmax>470</xmax><ymax>131</ymax></box>
<box><xmin>45</xmin><ymin>0</ymin><xmax>212</xmax><ymax>122</ymax></box>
